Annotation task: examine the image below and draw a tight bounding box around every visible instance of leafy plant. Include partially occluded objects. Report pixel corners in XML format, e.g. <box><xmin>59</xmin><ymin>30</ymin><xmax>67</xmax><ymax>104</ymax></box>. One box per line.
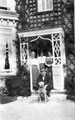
<box><xmin>5</xmin><ymin>66</ymin><xmax>31</xmax><ymax>97</ymax></box>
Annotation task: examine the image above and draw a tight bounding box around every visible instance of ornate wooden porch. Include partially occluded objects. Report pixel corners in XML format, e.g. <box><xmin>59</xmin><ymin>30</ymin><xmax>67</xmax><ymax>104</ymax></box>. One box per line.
<box><xmin>15</xmin><ymin>0</ymin><xmax>75</xmax><ymax>95</ymax></box>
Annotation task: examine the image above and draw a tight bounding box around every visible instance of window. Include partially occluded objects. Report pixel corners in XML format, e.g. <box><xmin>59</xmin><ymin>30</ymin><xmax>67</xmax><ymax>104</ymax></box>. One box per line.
<box><xmin>4</xmin><ymin>43</ymin><xmax>10</xmax><ymax>69</ymax></box>
<box><xmin>37</xmin><ymin>0</ymin><xmax>53</xmax><ymax>12</ymax></box>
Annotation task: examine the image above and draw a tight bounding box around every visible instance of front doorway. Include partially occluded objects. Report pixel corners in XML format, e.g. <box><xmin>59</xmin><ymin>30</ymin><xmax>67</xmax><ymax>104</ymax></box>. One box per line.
<box><xmin>18</xmin><ymin>27</ymin><xmax>66</xmax><ymax>92</ymax></box>
<box><xmin>29</xmin><ymin>35</ymin><xmax>52</xmax><ymax>91</ymax></box>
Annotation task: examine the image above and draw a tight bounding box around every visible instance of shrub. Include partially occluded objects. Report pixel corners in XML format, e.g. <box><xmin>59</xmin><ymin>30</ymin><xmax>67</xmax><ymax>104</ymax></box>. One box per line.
<box><xmin>5</xmin><ymin>66</ymin><xmax>31</xmax><ymax>97</ymax></box>
<box><xmin>65</xmin><ymin>74</ymin><xmax>74</xmax><ymax>95</ymax></box>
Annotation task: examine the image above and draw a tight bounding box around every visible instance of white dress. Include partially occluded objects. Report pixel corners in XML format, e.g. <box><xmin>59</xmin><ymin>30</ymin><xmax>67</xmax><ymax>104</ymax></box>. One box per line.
<box><xmin>37</xmin><ymin>56</ymin><xmax>46</xmax><ymax>70</ymax></box>
<box><xmin>27</xmin><ymin>58</ymin><xmax>39</xmax><ymax>89</ymax></box>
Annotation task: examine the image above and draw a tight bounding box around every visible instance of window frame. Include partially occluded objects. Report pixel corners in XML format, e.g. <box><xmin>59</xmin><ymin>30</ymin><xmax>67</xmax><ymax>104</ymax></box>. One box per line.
<box><xmin>37</xmin><ymin>0</ymin><xmax>53</xmax><ymax>12</ymax></box>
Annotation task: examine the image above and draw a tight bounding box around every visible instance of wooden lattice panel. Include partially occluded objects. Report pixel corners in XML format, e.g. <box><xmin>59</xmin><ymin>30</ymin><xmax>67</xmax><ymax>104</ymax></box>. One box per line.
<box><xmin>61</xmin><ymin>0</ymin><xmax>74</xmax><ymax>33</ymax></box>
<box><xmin>20</xmin><ymin>37</ymin><xmax>29</xmax><ymax>65</ymax></box>
<box><xmin>61</xmin><ymin>1</ymin><xmax>74</xmax><ymax>58</ymax></box>
<box><xmin>29</xmin><ymin>0</ymin><xmax>62</xmax><ymax>29</ymax></box>
<box><xmin>16</xmin><ymin>0</ymin><xmax>62</xmax><ymax>30</ymax></box>
<box><xmin>52</xmin><ymin>33</ymin><xmax>62</xmax><ymax>65</ymax></box>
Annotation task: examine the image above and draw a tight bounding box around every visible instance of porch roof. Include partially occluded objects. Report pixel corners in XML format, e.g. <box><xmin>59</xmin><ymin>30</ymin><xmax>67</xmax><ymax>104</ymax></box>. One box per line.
<box><xmin>18</xmin><ymin>27</ymin><xmax>64</xmax><ymax>38</ymax></box>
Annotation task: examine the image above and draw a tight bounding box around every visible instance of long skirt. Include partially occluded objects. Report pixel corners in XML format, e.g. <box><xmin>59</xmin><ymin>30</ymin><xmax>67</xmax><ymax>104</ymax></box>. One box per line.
<box><xmin>47</xmin><ymin>66</ymin><xmax>52</xmax><ymax>79</ymax></box>
<box><xmin>31</xmin><ymin>65</ymin><xmax>39</xmax><ymax>89</ymax></box>
<box><xmin>46</xmin><ymin>66</ymin><xmax>53</xmax><ymax>90</ymax></box>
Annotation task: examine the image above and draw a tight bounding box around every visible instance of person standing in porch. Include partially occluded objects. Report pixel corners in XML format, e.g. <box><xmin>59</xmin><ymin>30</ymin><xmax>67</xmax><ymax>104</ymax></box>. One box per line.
<box><xmin>37</xmin><ymin>51</ymin><xmax>46</xmax><ymax>71</ymax></box>
<box><xmin>27</xmin><ymin>50</ymin><xmax>40</xmax><ymax>90</ymax></box>
<box><xmin>45</xmin><ymin>51</ymin><xmax>53</xmax><ymax>81</ymax></box>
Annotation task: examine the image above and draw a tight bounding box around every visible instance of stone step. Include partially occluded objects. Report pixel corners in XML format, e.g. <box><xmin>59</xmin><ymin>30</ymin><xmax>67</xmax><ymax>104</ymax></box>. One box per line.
<box><xmin>30</xmin><ymin>90</ymin><xmax>67</xmax><ymax>101</ymax></box>
<box><xmin>50</xmin><ymin>89</ymin><xmax>67</xmax><ymax>100</ymax></box>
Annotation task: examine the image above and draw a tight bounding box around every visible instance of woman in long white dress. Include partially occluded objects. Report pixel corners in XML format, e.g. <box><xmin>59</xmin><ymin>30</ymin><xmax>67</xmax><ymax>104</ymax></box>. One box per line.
<box><xmin>27</xmin><ymin>51</ymin><xmax>39</xmax><ymax>90</ymax></box>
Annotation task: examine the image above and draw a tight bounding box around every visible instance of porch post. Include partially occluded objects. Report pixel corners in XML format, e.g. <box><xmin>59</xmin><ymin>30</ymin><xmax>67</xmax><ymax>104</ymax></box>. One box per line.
<box><xmin>30</xmin><ymin>65</ymin><xmax>33</xmax><ymax>92</ymax></box>
<box><xmin>52</xmin><ymin>29</ymin><xmax>66</xmax><ymax>91</ymax></box>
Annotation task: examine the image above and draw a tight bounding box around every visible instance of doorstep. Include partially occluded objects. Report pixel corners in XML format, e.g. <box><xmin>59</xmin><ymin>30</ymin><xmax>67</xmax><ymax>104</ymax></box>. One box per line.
<box><xmin>50</xmin><ymin>89</ymin><xmax>67</xmax><ymax>100</ymax></box>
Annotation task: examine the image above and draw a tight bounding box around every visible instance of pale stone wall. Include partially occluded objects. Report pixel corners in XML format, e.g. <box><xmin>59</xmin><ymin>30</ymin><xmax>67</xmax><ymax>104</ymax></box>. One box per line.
<box><xmin>0</xmin><ymin>10</ymin><xmax>18</xmax><ymax>76</ymax></box>
<box><xmin>0</xmin><ymin>0</ymin><xmax>16</xmax><ymax>12</ymax></box>
<box><xmin>7</xmin><ymin>0</ymin><xmax>16</xmax><ymax>12</ymax></box>
<box><xmin>0</xmin><ymin>0</ymin><xmax>7</xmax><ymax>8</ymax></box>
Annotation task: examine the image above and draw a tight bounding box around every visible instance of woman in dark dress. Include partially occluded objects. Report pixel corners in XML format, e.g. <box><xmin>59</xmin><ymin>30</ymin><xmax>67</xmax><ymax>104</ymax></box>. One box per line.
<box><xmin>45</xmin><ymin>51</ymin><xmax>53</xmax><ymax>82</ymax></box>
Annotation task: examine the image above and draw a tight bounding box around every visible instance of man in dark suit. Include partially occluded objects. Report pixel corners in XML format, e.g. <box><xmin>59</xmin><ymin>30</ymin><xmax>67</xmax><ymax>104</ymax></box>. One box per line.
<box><xmin>36</xmin><ymin>69</ymin><xmax>53</xmax><ymax>97</ymax></box>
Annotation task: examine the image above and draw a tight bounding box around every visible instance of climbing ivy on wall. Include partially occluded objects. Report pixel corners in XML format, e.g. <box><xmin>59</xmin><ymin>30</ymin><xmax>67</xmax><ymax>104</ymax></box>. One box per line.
<box><xmin>61</xmin><ymin>0</ymin><xmax>74</xmax><ymax>55</ymax></box>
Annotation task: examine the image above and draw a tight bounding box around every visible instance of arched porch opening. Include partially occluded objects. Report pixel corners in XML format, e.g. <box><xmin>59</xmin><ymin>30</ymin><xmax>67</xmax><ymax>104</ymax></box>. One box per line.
<box><xmin>29</xmin><ymin>35</ymin><xmax>52</xmax><ymax>58</ymax></box>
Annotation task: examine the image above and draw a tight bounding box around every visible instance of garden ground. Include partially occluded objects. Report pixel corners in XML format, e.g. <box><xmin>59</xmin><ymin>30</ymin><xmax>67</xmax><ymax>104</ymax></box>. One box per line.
<box><xmin>0</xmin><ymin>95</ymin><xmax>75</xmax><ymax>120</ymax></box>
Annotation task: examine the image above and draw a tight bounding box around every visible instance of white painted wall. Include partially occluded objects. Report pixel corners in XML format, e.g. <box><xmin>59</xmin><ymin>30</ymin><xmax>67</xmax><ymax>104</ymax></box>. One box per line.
<box><xmin>7</xmin><ymin>0</ymin><xmax>16</xmax><ymax>12</ymax></box>
<box><xmin>0</xmin><ymin>0</ymin><xmax>7</xmax><ymax>7</ymax></box>
<box><xmin>0</xmin><ymin>0</ymin><xmax>16</xmax><ymax>12</ymax></box>
<box><xmin>0</xmin><ymin>27</ymin><xmax>17</xmax><ymax>75</ymax></box>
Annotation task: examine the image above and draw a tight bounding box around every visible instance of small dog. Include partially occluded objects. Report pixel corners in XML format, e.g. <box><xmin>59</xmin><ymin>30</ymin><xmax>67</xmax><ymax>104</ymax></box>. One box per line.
<box><xmin>38</xmin><ymin>81</ymin><xmax>47</xmax><ymax>102</ymax></box>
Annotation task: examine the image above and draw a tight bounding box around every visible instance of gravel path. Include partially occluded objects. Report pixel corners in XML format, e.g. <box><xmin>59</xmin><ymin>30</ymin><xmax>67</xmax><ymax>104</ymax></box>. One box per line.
<box><xmin>0</xmin><ymin>96</ymin><xmax>75</xmax><ymax>120</ymax></box>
